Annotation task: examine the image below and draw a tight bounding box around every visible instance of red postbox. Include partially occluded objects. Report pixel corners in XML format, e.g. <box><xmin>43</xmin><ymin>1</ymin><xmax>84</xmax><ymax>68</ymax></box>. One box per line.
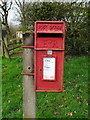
<box><xmin>34</xmin><ymin>21</ymin><xmax>66</xmax><ymax>92</ymax></box>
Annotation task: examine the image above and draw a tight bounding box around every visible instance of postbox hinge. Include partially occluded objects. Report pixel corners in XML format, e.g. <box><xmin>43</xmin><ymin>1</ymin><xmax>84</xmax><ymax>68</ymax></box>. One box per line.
<box><xmin>21</xmin><ymin>73</ymin><xmax>35</xmax><ymax>75</ymax></box>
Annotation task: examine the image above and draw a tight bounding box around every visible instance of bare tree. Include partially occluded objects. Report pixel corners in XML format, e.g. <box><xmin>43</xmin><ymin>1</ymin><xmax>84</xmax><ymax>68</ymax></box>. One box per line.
<box><xmin>0</xmin><ymin>0</ymin><xmax>13</xmax><ymax>36</ymax></box>
<box><xmin>15</xmin><ymin>0</ymin><xmax>32</xmax><ymax>31</ymax></box>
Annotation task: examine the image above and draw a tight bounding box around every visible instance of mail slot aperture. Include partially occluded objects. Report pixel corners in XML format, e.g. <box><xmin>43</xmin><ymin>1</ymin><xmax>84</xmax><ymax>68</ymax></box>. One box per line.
<box><xmin>37</xmin><ymin>33</ymin><xmax>63</xmax><ymax>37</ymax></box>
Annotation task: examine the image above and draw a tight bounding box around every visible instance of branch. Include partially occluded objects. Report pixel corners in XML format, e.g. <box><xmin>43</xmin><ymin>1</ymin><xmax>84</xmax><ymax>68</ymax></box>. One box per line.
<box><xmin>0</xmin><ymin>11</ymin><xmax>5</xmax><ymax>23</ymax></box>
<box><xmin>0</xmin><ymin>4</ymin><xmax>2</xmax><ymax>8</ymax></box>
<box><xmin>0</xmin><ymin>11</ymin><xmax>4</xmax><ymax>17</ymax></box>
<box><xmin>7</xmin><ymin>1</ymin><xmax>12</xmax><ymax>11</ymax></box>
<box><xmin>15</xmin><ymin>0</ymin><xmax>22</xmax><ymax>8</ymax></box>
<box><xmin>15</xmin><ymin>7</ymin><xmax>22</xmax><ymax>16</ymax></box>
<box><xmin>2</xmin><ymin>21</ymin><xmax>5</xmax><ymax>25</ymax></box>
<box><xmin>0</xmin><ymin>2</ymin><xmax>7</xmax><ymax>14</ymax></box>
<box><xmin>0</xmin><ymin>4</ymin><xmax>4</xmax><ymax>10</ymax></box>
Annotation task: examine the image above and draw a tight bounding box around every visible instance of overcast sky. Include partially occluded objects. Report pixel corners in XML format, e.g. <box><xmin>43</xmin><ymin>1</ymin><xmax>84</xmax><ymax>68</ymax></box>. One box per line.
<box><xmin>8</xmin><ymin>0</ymin><xmax>89</xmax><ymax>26</ymax></box>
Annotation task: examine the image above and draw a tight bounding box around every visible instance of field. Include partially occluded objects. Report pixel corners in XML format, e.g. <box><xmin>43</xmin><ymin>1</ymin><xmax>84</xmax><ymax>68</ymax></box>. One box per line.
<box><xmin>2</xmin><ymin>56</ymin><xmax>88</xmax><ymax>119</ymax></box>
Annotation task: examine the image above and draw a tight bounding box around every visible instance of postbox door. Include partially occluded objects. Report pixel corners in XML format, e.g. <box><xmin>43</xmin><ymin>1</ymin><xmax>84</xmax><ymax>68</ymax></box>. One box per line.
<box><xmin>35</xmin><ymin>50</ymin><xmax>64</xmax><ymax>92</ymax></box>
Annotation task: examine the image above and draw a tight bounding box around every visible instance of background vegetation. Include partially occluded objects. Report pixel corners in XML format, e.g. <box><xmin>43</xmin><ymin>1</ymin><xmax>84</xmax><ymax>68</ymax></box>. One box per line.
<box><xmin>0</xmin><ymin>0</ymin><xmax>89</xmax><ymax>55</ymax></box>
<box><xmin>15</xmin><ymin>1</ymin><xmax>88</xmax><ymax>55</ymax></box>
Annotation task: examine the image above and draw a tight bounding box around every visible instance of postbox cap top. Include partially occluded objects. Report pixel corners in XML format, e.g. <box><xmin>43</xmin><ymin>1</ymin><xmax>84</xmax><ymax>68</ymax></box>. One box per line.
<box><xmin>35</xmin><ymin>21</ymin><xmax>65</xmax><ymax>24</ymax></box>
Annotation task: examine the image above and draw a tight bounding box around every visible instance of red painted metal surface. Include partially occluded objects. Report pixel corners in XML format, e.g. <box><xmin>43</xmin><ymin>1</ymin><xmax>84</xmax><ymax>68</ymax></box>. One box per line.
<box><xmin>34</xmin><ymin>21</ymin><xmax>66</xmax><ymax>92</ymax></box>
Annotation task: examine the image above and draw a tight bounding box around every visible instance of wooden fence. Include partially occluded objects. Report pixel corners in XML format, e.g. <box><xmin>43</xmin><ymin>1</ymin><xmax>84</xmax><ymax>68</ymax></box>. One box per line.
<box><xmin>2</xmin><ymin>37</ymin><xmax>23</xmax><ymax>58</ymax></box>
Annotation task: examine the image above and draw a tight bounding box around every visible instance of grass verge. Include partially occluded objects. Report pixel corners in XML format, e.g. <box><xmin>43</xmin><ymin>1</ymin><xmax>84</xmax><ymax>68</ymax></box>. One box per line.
<box><xmin>2</xmin><ymin>56</ymin><xmax>88</xmax><ymax>119</ymax></box>
<box><xmin>2</xmin><ymin>57</ymin><xmax>23</xmax><ymax>118</ymax></box>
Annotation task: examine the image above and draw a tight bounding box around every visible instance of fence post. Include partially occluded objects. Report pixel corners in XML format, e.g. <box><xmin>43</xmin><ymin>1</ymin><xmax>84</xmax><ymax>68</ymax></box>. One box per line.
<box><xmin>23</xmin><ymin>32</ymin><xmax>36</xmax><ymax>119</ymax></box>
<box><xmin>0</xmin><ymin>17</ymin><xmax>4</xmax><ymax>56</ymax></box>
<box><xmin>4</xmin><ymin>37</ymin><xmax>8</xmax><ymax>47</ymax></box>
<box><xmin>0</xmin><ymin>17</ymin><xmax>2</xmax><ymax>120</ymax></box>
<box><xmin>0</xmin><ymin>18</ymin><xmax>9</xmax><ymax>58</ymax></box>
<box><xmin>4</xmin><ymin>37</ymin><xmax>9</xmax><ymax>58</ymax></box>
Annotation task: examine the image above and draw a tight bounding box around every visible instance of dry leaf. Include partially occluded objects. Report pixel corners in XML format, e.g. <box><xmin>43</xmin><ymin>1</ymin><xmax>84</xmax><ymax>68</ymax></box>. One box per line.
<box><xmin>46</xmin><ymin>100</ymin><xmax>49</xmax><ymax>103</ymax></box>
<box><xmin>5</xmin><ymin>107</ymin><xmax>8</xmax><ymax>110</ymax></box>
<box><xmin>74</xmin><ymin>111</ymin><xmax>76</xmax><ymax>113</ymax></box>
<box><xmin>54</xmin><ymin>111</ymin><xmax>60</xmax><ymax>115</ymax></box>
<box><xmin>8</xmin><ymin>100</ymin><xmax>11</xmax><ymax>104</ymax></box>
<box><xmin>47</xmin><ymin>105</ymin><xmax>51</xmax><ymax>109</ymax></box>
<box><xmin>67</xmin><ymin>112</ymin><xmax>73</xmax><ymax>116</ymax></box>
<box><xmin>58</xmin><ymin>105</ymin><xmax>63</xmax><ymax>108</ymax></box>
<box><xmin>45</xmin><ymin>95</ymin><xmax>48</xmax><ymax>97</ymax></box>
<box><xmin>18</xmin><ymin>85</ymin><xmax>20</xmax><ymax>87</ymax></box>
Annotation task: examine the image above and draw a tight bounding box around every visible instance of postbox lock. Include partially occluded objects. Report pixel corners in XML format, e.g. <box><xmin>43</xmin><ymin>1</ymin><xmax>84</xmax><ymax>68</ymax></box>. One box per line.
<box><xmin>47</xmin><ymin>50</ymin><xmax>52</xmax><ymax>55</ymax></box>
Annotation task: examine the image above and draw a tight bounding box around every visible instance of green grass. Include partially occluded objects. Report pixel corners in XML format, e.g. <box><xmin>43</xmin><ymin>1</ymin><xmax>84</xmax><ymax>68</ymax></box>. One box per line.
<box><xmin>2</xmin><ymin>57</ymin><xmax>23</xmax><ymax>118</ymax></box>
<box><xmin>2</xmin><ymin>56</ymin><xmax>88</xmax><ymax>119</ymax></box>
